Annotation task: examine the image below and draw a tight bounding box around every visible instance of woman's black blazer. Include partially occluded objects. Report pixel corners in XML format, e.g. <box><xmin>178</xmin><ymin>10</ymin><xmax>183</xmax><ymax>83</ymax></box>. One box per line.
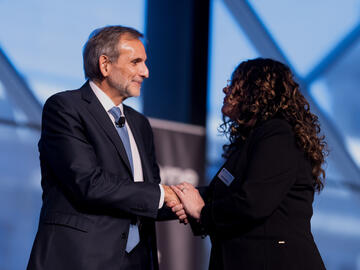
<box><xmin>198</xmin><ymin>118</ymin><xmax>326</xmax><ymax>270</ymax></box>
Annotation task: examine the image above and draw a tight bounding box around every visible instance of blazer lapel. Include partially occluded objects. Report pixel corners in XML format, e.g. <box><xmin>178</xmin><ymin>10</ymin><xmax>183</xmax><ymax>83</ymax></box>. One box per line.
<box><xmin>124</xmin><ymin>106</ymin><xmax>154</xmax><ymax>183</ymax></box>
<box><xmin>80</xmin><ymin>82</ymin><xmax>133</xmax><ymax>175</ymax></box>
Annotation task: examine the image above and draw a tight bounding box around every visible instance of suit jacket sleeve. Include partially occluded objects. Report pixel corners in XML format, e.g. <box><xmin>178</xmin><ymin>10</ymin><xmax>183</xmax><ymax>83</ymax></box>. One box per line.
<box><xmin>39</xmin><ymin>93</ymin><xmax>160</xmax><ymax>219</ymax></box>
<box><xmin>200</xmin><ymin>120</ymin><xmax>299</xmax><ymax>233</ymax></box>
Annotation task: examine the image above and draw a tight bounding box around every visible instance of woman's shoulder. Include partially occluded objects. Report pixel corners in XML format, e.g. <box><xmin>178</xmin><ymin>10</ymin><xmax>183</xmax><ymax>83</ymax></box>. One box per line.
<box><xmin>251</xmin><ymin>118</ymin><xmax>294</xmax><ymax>141</ymax></box>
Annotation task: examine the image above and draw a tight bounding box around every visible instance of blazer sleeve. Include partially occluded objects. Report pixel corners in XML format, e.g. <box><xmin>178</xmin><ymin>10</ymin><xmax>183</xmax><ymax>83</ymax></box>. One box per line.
<box><xmin>185</xmin><ymin>186</ymin><xmax>210</xmax><ymax>235</ymax></box>
<box><xmin>39</xmin><ymin>94</ymin><xmax>160</xmax><ymax>219</ymax></box>
<box><xmin>200</xmin><ymin>120</ymin><xmax>300</xmax><ymax>233</ymax></box>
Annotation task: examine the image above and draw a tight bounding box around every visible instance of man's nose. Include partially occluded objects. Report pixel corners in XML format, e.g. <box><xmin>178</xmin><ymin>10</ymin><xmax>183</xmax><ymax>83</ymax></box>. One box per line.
<box><xmin>140</xmin><ymin>63</ymin><xmax>149</xmax><ymax>78</ymax></box>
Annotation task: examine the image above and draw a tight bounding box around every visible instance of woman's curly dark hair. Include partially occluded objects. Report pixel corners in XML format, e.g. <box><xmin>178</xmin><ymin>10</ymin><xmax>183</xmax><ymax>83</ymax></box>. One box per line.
<box><xmin>221</xmin><ymin>58</ymin><xmax>327</xmax><ymax>192</ymax></box>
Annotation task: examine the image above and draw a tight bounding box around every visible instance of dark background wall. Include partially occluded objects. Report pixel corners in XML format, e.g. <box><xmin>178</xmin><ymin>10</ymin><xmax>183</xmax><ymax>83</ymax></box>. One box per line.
<box><xmin>144</xmin><ymin>0</ymin><xmax>210</xmax><ymax>126</ymax></box>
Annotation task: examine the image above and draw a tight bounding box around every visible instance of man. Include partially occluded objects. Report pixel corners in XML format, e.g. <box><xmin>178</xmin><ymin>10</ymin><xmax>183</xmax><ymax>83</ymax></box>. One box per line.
<box><xmin>27</xmin><ymin>25</ymin><xmax>183</xmax><ymax>270</ymax></box>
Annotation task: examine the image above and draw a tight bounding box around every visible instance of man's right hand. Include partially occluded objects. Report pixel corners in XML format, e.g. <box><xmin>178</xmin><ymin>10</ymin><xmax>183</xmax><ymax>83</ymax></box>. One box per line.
<box><xmin>162</xmin><ymin>184</ymin><xmax>188</xmax><ymax>224</ymax></box>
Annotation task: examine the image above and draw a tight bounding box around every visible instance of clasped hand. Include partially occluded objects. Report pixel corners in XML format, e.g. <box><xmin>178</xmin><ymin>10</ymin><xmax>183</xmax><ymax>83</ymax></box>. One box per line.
<box><xmin>164</xmin><ymin>182</ymin><xmax>205</xmax><ymax>224</ymax></box>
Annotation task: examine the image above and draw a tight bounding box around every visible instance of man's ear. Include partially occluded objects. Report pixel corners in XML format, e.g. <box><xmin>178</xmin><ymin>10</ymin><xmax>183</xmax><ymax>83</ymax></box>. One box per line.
<box><xmin>99</xmin><ymin>55</ymin><xmax>111</xmax><ymax>77</ymax></box>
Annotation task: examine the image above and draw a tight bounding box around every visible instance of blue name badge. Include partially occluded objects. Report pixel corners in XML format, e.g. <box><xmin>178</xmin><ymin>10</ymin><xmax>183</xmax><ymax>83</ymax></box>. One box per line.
<box><xmin>217</xmin><ymin>168</ymin><xmax>235</xmax><ymax>186</ymax></box>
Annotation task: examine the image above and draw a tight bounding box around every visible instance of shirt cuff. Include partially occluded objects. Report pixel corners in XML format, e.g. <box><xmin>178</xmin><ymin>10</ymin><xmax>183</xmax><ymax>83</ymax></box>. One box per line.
<box><xmin>158</xmin><ymin>184</ymin><xmax>165</xmax><ymax>209</ymax></box>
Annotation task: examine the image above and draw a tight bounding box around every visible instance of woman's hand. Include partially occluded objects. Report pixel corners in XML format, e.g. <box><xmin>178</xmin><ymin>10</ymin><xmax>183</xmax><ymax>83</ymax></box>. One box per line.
<box><xmin>171</xmin><ymin>182</ymin><xmax>205</xmax><ymax>220</ymax></box>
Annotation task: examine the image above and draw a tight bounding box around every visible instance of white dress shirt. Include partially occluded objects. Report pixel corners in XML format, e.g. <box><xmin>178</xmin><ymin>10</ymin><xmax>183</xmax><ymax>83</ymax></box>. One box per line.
<box><xmin>89</xmin><ymin>81</ymin><xmax>164</xmax><ymax>208</ymax></box>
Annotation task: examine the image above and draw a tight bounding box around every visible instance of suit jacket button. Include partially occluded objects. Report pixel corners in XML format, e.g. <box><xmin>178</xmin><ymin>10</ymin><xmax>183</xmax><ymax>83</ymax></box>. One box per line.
<box><xmin>121</xmin><ymin>232</ymin><xmax>127</xmax><ymax>239</ymax></box>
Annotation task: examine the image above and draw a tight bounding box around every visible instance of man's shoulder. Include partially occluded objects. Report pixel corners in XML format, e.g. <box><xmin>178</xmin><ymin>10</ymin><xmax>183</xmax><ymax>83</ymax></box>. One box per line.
<box><xmin>44</xmin><ymin>86</ymin><xmax>84</xmax><ymax>107</ymax></box>
<box><xmin>41</xmin><ymin>88</ymin><xmax>84</xmax><ymax>117</ymax></box>
<box><xmin>48</xmin><ymin>88</ymin><xmax>81</xmax><ymax>101</ymax></box>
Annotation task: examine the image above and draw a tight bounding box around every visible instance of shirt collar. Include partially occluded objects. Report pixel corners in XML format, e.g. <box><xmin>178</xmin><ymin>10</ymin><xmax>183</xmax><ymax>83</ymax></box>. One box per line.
<box><xmin>89</xmin><ymin>80</ymin><xmax>124</xmax><ymax>114</ymax></box>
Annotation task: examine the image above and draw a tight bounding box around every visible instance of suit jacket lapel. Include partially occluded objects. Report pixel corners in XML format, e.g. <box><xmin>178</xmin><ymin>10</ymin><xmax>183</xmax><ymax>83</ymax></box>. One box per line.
<box><xmin>80</xmin><ymin>82</ymin><xmax>133</xmax><ymax>175</ymax></box>
<box><xmin>124</xmin><ymin>106</ymin><xmax>154</xmax><ymax>183</ymax></box>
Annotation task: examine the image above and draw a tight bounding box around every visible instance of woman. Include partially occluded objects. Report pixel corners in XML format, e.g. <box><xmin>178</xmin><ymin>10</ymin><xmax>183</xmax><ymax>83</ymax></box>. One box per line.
<box><xmin>171</xmin><ymin>58</ymin><xmax>327</xmax><ymax>269</ymax></box>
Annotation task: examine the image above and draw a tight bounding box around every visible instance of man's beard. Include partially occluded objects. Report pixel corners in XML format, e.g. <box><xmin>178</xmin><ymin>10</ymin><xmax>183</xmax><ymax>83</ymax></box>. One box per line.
<box><xmin>108</xmin><ymin>77</ymin><xmax>129</xmax><ymax>98</ymax></box>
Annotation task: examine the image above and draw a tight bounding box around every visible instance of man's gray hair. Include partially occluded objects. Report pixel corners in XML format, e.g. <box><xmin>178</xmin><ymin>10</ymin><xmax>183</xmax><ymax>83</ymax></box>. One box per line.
<box><xmin>83</xmin><ymin>25</ymin><xmax>143</xmax><ymax>81</ymax></box>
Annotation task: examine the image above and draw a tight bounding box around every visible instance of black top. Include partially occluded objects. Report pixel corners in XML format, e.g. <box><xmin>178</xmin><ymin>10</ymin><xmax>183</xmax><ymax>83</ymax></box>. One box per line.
<box><xmin>198</xmin><ymin>118</ymin><xmax>325</xmax><ymax>270</ymax></box>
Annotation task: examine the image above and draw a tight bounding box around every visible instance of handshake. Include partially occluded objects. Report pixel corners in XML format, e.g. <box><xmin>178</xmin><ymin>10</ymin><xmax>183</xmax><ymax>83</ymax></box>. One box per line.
<box><xmin>162</xmin><ymin>182</ymin><xmax>205</xmax><ymax>224</ymax></box>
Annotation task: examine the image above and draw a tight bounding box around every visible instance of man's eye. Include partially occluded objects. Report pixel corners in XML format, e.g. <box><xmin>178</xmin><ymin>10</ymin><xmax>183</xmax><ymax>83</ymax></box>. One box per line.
<box><xmin>131</xmin><ymin>59</ymin><xmax>141</xmax><ymax>65</ymax></box>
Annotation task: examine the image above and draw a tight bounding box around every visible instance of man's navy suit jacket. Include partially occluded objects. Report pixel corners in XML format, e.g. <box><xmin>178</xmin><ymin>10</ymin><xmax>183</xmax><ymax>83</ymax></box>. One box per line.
<box><xmin>27</xmin><ymin>82</ymin><xmax>171</xmax><ymax>270</ymax></box>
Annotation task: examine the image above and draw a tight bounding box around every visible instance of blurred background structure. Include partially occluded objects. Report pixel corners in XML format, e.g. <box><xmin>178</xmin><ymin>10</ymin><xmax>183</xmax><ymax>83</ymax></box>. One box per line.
<box><xmin>0</xmin><ymin>0</ymin><xmax>360</xmax><ymax>269</ymax></box>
